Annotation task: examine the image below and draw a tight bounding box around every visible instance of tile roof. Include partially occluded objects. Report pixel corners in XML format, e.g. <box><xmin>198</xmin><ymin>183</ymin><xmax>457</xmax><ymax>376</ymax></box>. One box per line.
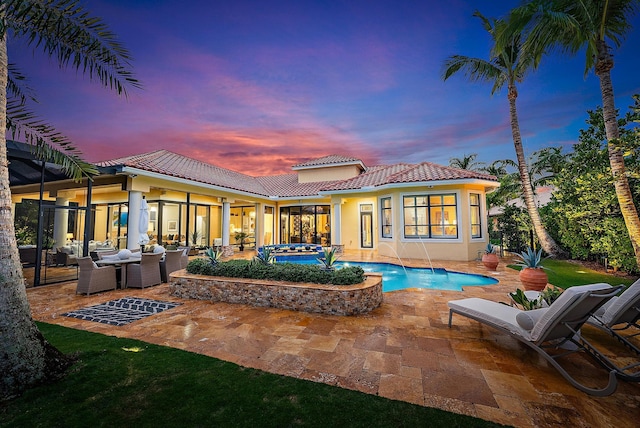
<box><xmin>292</xmin><ymin>154</ymin><xmax>365</xmax><ymax>169</ymax></box>
<box><xmin>321</xmin><ymin>162</ymin><xmax>497</xmax><ymax>191</ymax></box>
<box><xmin>256</xmin><ymin>174</ymin><xmax>343</xmax><ymax>198</ymax></box>
<box><xmin>99</xmin><ymin>150</ymin><xmax>498</xmax><ymax>199</ymax></box>
<box><xmin>97</xmin><ymin>150</ymin><xmax>271</xmax><ymax>196</ymax></box>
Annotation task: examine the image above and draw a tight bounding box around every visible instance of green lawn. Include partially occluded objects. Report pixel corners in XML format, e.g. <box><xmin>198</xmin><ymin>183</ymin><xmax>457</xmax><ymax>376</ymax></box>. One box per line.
<box><xmin>0</xmin><ymin>323</ymin><xmax>504</xmax><ymax>428</ymax></box>
<box><xmin>509</xmin><ymin>258</ymin><xmax>636</xmax><ymax>289</ymax></box>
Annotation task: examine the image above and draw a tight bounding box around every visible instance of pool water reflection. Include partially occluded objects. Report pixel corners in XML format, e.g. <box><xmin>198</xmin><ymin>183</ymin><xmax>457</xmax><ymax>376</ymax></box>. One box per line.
<box><xmin>275</xmin><ymin>256</ymin><xmax>498</xmax><ymax>292</ymax></box>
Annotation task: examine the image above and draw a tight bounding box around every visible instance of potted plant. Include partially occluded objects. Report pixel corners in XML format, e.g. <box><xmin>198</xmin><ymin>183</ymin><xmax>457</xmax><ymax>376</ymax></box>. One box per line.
<box><xmin>234</xmin><ymin>231</ymin><xmax>249</xmax><ymax>251</ymax></box>
<box><xmin>481</xmin><ymin>243</ymin><xmax>499</xmax><ymax>270</ymax></box>
<box><xmin>515</xmin><ymin>247</ymin><xmax>548</xmax><ymax>291</ymax></box>
<box><xmin>190</xmin><ymin>229</ymin><xmax>202</xmax><ymax>247</ymax></box>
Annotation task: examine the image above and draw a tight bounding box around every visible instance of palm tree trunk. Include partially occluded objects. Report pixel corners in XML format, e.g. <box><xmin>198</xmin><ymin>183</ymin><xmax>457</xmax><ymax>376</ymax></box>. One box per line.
<box><xmin>507</xmin><ymin>83</ymin><xmax>565</xmax><ymax>257</ymax></box>
<box><xmin>0</xmin><ymin>34</ymin><xmax>69</xmax><ymax>401</ymax></box>
<box><xmin>596</xmin><ymin>40</ymin><xmax>640</xmax><ymax>269</ymax></box>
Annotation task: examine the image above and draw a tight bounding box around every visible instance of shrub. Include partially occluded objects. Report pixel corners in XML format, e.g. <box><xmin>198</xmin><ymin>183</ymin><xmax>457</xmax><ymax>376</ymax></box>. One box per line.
<box><xmin>254</xmin><ymin>247</ymin><xmax>276</xmax><ymax>265</ymax></box>
<box><xmin>186</xmin><ymin>259</ymin><xmax>365</xmax><ymax>285</ymax></box>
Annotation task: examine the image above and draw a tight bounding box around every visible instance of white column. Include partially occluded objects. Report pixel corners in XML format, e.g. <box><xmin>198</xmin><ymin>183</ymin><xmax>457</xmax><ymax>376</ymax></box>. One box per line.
<box><xmin>53</xmin><ymin>196</ymin><xmax>69</xmax><ymax>248</ymax></box>
<box><xmin>254</xmin><ymin>203</ymin><xmax>262</xmax><ymax>249</ymax></box>
<box><xmin>221</xmin><ymin>201</ymin><xmax>234</xmax><ymax>256</ymax></box>
<box><xmin>332</xmin><ymin>203</ymin><xmax>342</xmax><ymax>245</ymax></box>
<box><xmin>222</xmin><ymin>202</ymin><xmax>231</xmax><ymax>246</ymax></box>
<box><xmin>127</xmin><ymin>191</ymin><xmax>142</xmax><ymax>249</ymax></box>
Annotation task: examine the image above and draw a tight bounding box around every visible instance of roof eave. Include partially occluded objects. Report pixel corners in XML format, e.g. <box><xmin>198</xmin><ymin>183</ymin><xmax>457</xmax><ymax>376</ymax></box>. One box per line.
<box><xmin>318</xmin><ymin>178</ymin><xmax>500</xmax><ymax>195</ymax></box>
<box><xmin>291</xmin><ymin>161</ymin><xmax>366</xmax><ymax>171</ymax></box>
<box><xmin>120</xmin><ymin>167</ymin><xmax>272</xmax><ymax>199</ymax></box>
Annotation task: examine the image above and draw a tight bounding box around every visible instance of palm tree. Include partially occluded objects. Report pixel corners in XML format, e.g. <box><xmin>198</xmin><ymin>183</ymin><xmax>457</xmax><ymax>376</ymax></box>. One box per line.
<box><xmin>528</xmin><ymin>147</ymin><xmax>566</xmax><ymax>188</ymax></box>
<box><xmin>448</xmin><ymin>153</ymin><xmax>485</xmax><ymax>171</ymax></box>
<box><xmin>442</xmin><ymin>11</ymin><xmax>565</xmax><ymax>257</ymax></box>
<box><xmin>481</xmin><ymin>159</ymin><xmax>521</xmax><ymax>210</ymax></box>
<box><xmin>0</xmin><ymin>0</ymin><xmax>139</xmax><ymax>400</ymax></box>
<box><xmin>505</xmin><ymin>0</ymin><xmax>640</xmax><ymax>269</ymax></box>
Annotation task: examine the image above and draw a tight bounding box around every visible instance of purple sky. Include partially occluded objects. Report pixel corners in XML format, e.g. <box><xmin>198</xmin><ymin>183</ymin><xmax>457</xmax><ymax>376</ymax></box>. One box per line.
<box><xmin>9</xmin><ymin>0</ymin><xmax>640</xmax><ymax>176</ymax></box>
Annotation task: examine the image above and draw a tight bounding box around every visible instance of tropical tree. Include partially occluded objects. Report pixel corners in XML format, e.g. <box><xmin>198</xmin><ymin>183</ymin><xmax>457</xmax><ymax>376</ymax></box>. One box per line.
<box><xmin>442</xmin><ymin>11</ymin><xmax>565</xmax><ymax>257</ymax></box>
<box><xmin>448</xmin><ymin>153</ymin><xmax>485</xmax><ymax>171</ymax></box>
<box><xmin>505</xmin><ymin>0</ymin><xmax>640</xmax><ymax>269</ymax></box>
<box><xmin>0</xmin><ymin>0</ymin><xmax>138</xmax><ymax>400</ymax></box>
<box><xmin>551</xmin><ymin>103</ymin><xmax>640</xmax><ymax>272</ymax></box>
<box><xmin>480</xmin><ymin>159</ymin><xmax>520</xmax><ymax>210</ymax></box>
<box><xmin>528</xmin><ymin>146</ymin><xmax>566</xmax><ymax>188</ymax></box>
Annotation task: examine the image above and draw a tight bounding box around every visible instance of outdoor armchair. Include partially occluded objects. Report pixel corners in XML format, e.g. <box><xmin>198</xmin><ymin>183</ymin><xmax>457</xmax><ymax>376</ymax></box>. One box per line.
<box><xmin>76</xmin><ymin>256</ymin><xmax>117</xmax><ymax>295</ymax></box>
<box><xmin>177</xmin><ymin>246</ymin><xmax>190</xmax><ymax>269</ymax></box>
<box><xmin>126</xmin><ymin>252</ymin><xmax>162</xmax><ymax>289</ymax></box>
<box><xmin>160</xmin><ymin>249</ymin><xmax>184</xmax><ymax>283</ymax></box>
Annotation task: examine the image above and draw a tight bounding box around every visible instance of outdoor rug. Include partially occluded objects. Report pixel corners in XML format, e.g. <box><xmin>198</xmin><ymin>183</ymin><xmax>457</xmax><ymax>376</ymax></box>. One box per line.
<box><xmin>62</xmin><ymin>297</ymin><xmax>181</xmax><ymax>326</ymax></box>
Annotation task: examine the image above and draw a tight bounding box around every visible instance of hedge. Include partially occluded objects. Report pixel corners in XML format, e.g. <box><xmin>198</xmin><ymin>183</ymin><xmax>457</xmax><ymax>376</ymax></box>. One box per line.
<box><xmin>186</xmin><ymin>258</ymin><xmax>365</xmax><ymax>286</ymax></box>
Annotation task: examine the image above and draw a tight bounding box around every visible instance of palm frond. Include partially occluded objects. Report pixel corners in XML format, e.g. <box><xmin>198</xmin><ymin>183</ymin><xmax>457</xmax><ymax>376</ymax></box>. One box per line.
<box><xmin>6</xmin><ymin>63</ymin><xmax>37</xmax><ymax>104</ymax></box>
<box><xmin>442</xmin><ymin>55</ymin><xmax>504</xmax><ymax>85</ymax></box>
<box><xmin>443</xmin><ymin>11</ymin><xmax>535</xmax><ymax>96</ymax></box>
<box><xmin>4</xmin><ymin>0</ymin><xmax>141</xmax><ymax>96</ymax></box>
<box><xmin>507</xmin><ymin>0</ymin><xmax>639</xmax><ymax>76</ymax></box>
<box><xmin>6</xmin><ymin>98</ymin><xmax>99</xmax><ymax>181</ymax></box>
<box><xmin>472</xmin><ymin>10</ymin><xmax>495</xmax><ymax>35</ymax></box>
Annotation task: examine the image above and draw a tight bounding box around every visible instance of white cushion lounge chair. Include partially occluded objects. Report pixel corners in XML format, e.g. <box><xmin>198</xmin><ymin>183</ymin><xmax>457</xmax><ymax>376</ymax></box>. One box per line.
<box><xmin>448</xmin><ymin>283</ymin><xmax>625</xmax><ymax>396</ymax></box>
<box><xmin>589</xmin><ymin>279</ymin><xmax>640</xmax><ymax>335</ymax></box>
<box><xmin>587</xmin><ymin>279</ymin><xmax>640</xmax><ymax>366</ymax></box>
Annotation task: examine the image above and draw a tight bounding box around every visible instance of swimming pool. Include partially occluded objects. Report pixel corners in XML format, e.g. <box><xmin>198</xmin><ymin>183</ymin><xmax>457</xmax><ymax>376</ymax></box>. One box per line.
<box><xmin>274</xmin><ymin>255</ymin><xmax>498</xmax><ymax>292</ymax></box>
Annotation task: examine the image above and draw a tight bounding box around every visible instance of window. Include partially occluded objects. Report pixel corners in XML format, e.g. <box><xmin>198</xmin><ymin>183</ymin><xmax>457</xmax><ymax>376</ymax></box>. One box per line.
<box><xmin>403</xmin><ymin>194</ymin><xmax>458</xmax><ymax>239</ymax></box>
<box><xmin>280</xmin><ymin>205</ymin><xmax>330</xmax><ymax>245</ymax></box>
<box><xmin>380</xmin><ymin>197</ymin><xmax>392</xmax><ymax>238</ymax></box>
<box><xmin>470</xmin><ymin>193</ymin><xmax>482</xmax><ymax>238</ymax></box>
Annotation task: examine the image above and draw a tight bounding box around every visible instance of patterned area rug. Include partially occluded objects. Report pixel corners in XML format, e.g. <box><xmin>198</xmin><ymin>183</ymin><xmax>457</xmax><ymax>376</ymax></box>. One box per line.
<box><xmin>62</xmin><ymin>297</ymin><xmax>181</xmax><ymax>326</ymax></box>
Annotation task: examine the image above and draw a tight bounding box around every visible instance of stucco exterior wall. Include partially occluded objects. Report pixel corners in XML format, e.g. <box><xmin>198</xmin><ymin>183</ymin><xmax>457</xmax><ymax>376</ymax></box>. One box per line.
<box><xmin>333</xmin><ymin>184</ymin><xmax>490</xmax><ymax>261</ymax></box>
<box><xmin>297</xmin><ymin>165</ymin><xmax>362</xmax><ymax>183</ymax></box>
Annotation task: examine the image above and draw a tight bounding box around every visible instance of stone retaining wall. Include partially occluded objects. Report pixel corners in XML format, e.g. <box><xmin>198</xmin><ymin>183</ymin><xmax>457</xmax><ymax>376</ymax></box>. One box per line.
<box><xmin>168</xmin><ymin>270</ymin><xmax>383</xmax><ymax>315</ymax></box>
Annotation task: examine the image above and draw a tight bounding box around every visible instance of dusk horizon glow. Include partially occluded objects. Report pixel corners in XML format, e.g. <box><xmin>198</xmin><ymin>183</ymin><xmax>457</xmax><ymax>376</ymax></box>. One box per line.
<box><xmin>9</xmin><ymin>0</ymin><xmax>640</xmax><ymax>176</ymax></box>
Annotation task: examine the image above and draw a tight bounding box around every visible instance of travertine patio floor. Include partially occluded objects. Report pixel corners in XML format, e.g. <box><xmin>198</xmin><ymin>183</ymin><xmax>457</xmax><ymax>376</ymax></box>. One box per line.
<box><xmin>27</xmin><ymin>252</ymin><xmax>639</xmax><ymax>427</ymax></box>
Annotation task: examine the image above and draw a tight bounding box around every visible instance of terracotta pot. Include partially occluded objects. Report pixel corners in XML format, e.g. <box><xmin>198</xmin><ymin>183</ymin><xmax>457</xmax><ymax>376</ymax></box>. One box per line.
<box><xmin>519</xmin><ymin>267</ymin><xmax>548</xmax><ymax>291</ymax></box>
<box><xmin>481</xmin><ymin>253</ymin><xmax>499</xmax><ymax>270</ymax></box>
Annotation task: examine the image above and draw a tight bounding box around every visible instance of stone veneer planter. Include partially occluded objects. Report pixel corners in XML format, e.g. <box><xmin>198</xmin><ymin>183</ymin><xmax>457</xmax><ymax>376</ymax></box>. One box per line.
<box><xmin>168</xmin><ymin>270</ymin><xmax>383</xmax><ymax>316</ymax></box>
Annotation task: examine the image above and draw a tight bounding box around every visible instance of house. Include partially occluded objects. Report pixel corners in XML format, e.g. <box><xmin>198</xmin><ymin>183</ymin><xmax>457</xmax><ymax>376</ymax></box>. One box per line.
<box><xmin>10</xmin><ymin>143</ymin><xmax>499</xmax><ymax>285</ymax></box>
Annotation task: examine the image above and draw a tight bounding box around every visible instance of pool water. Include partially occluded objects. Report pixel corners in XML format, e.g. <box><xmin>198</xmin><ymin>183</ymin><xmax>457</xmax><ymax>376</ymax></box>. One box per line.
<box><xmin>274</xmin><ymin>256</ymin><xmax>498</xmax><ymax>292</ymax></box>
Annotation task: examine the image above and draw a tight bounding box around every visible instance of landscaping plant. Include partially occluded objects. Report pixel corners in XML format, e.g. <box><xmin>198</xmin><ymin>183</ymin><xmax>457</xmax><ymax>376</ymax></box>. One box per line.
<box><xmin>317</xmin><ymin>247</ymin><xmax>340</xmax><ymax>271</ymax></box>
<box><xmin>187</xmin><ymin>258</ymin><xmax>364</xmax><ymax>286</ymax></box>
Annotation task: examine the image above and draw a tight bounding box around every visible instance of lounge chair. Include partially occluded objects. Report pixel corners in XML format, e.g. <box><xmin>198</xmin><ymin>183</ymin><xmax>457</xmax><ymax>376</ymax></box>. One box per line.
<box><xmin>448</xmin><ymin>283</ymin><xmax>625</xmax><ymax>396</ymax></box>
<box><xmin>587</xmin><ymin>279</ymin><xmax>640</xmax><ymax>359</ymax></box>
<box><xmin>76</xmin><ymin>256</ymin><xmax>117</xmax><ymax>295</ymax></box>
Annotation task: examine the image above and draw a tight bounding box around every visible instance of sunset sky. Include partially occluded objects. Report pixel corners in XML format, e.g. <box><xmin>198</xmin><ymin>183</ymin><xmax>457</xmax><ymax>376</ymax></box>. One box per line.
<box><xmin>9</xmin><ymin>0</ymin><xmax>640</xmax><ymax>176</ymax></box>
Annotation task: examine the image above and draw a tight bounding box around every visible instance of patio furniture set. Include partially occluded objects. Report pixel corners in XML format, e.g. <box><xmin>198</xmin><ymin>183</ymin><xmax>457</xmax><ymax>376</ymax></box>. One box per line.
<box><xmin>75</xmin><ymin>246</ymin><xmax>189</xmax><ymax>295</ymax></box>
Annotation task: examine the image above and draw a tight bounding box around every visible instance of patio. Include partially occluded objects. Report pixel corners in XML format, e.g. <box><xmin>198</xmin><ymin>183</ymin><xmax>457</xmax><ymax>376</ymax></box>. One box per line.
<box><xmin>27</xmin><ymin>252</ymin><xmax>639</xmax><ymax>427</ymax></box>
